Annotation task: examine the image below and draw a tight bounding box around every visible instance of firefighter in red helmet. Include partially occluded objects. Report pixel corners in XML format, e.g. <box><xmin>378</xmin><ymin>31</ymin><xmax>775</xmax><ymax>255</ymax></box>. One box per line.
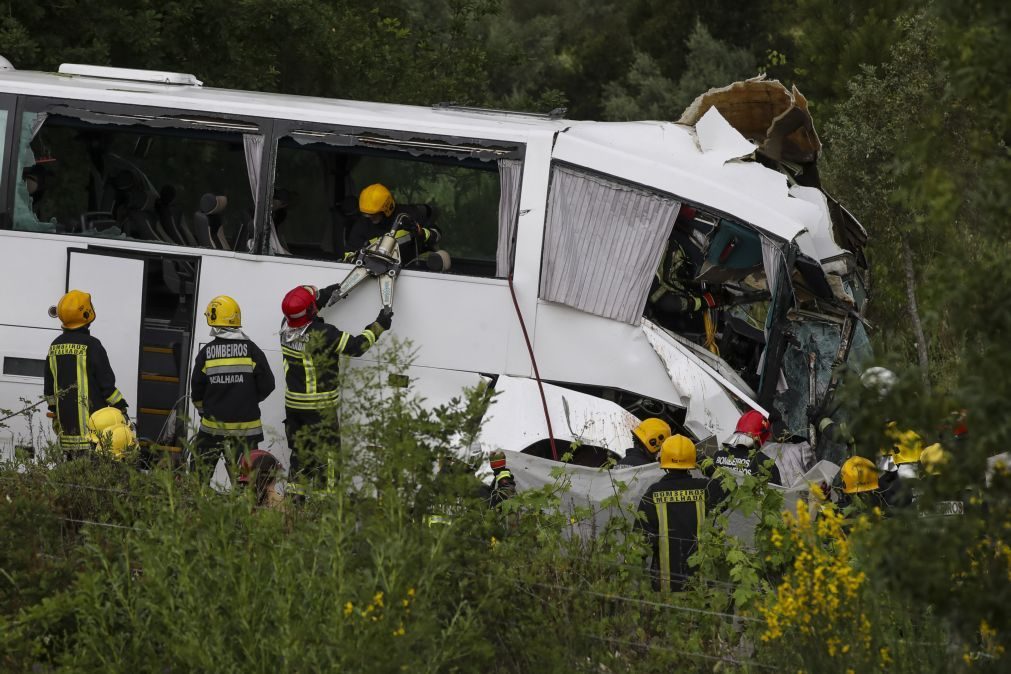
<box><xmin>708</xmin><ymin>410</ymin><xmax>781</xmax><ymax>485</ymax></box>
<box><xmin>279</xmin><ymin>283</ymin><xmax>392</xmax><ymax>478</ymax></box>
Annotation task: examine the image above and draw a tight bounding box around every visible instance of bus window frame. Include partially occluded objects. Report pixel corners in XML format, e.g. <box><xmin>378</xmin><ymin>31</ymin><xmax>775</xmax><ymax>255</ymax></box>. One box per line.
<box><xmin>268</xmin><ymin>117</ymin><xmax>525</xmax><ymax>269</ymax></box>
<box><xmin>0</xmin><ymin>93</ymin><xmax>20</xmax><ymax>229</ymax></box>
<box><xmin>7</xmin><ymin>96</ymin><xmax>274</xmax><ymax>250</ymax></box>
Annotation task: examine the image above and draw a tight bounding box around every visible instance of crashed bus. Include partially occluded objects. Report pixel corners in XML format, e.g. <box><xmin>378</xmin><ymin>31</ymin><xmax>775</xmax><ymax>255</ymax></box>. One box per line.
<box><xmin>0</xmin><ymin>61</ymin><xmax>869</xmax><ymax>476</ymax></box>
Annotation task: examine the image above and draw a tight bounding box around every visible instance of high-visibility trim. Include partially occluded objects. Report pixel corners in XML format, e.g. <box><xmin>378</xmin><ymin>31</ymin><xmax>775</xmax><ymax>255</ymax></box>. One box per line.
<box><xmin>205</xmin><ymin>364</ymin><xmax>254</xmax><ymax>375</ymax></box>
<box><xmin>335</xmin><ymin>332</ymin><xmax>350</xmax><ymax>354</ymax></box>
<box><xmin>203</xmin><ymin>357</ymin><xmax>255</xmax><ymax>373</ymax></box>
<box><xmin>656</xmin><ymin>501</ymin><xmax>670</xmax><ymax>593</ymax></box>
<box><xmin>284</xmin><ymin>389</ymin><xmax>339</xmax><ymax>400</ymax></box>
<box><xmin>200</xmin><ymin>417</ymin><xmax>263</xmax><ymax>436</ymax></box>
<box><xmin>695</xmin><ymin>499</ymin><xmax>704</xmax><ymax>540</ymax></box>
<box><xmin>284</xmin><ymin>393</ymin><xmax>339</xmax><ymax>411</ymax></box>
<box><xmin>281</xmin><ymin>346</ymin><xmax>303</xmax><ymax>358</ymax></box>
<box><xmin>106</xmin><ymin>388</ymin><xmax>123</xmax><ymax>405</ymax></box>
<box><xmin>59</xmin><ymin>434</ymin><xmax>92</xmax><ymax>450</ymax></box>
<box><xmin>362</xmin><ymin>329</ymin><xmax>376</xmax><ymax>348</ymax></box>
<box><xmin>76</xmin><ymin>352</ymin><xmax>89</xmax><ymax>438</ymax></box>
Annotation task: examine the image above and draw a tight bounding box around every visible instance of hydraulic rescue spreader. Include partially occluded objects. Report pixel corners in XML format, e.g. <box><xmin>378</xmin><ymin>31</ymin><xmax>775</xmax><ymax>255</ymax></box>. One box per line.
<box><xmin>324</xmin><ymin>213</ymin><xmax>408</xmax><ymax>311</ymax></box>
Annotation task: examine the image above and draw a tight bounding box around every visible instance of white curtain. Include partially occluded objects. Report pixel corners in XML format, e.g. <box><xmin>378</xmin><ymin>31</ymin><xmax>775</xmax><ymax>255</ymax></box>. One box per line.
<box><xmin>539</xmin><ymin>165</ymin><xmax>678</xmax><ymax>324</ymax></box>
<box><xmin>496</xmin><ymin>159</ymin><xmax>522</xmax><ymax>277</ymax></box>
<box><xmin>242</xmin><ymin>134</ymin><xmax>277</xmax><ymax>253</ymax></box>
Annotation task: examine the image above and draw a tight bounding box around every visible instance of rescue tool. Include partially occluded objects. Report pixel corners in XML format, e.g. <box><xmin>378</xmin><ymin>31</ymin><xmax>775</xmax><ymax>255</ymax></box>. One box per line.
<box><xmin>324</xmin><ymin>213</ymin><xmax>408</xmax><ymax>310</ymax></box>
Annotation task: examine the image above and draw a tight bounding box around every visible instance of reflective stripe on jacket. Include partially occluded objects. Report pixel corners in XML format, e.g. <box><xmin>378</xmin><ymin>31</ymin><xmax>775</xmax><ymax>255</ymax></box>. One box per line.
<box><xmin>44</xmin><ymin>327</ymin><xmax>126</xmax><ymax>447</ymax></box>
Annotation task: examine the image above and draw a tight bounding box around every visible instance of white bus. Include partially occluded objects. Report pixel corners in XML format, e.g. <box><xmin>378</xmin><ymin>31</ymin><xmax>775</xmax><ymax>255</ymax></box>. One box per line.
<box><xmin>0</xmin><ymin>62</ymin><xmax>868</xmax><ymax>468</ymax></box>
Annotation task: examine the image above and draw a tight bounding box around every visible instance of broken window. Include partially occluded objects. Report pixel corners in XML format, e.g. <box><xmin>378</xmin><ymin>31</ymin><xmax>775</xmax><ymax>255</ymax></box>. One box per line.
<box><xmin>540</xmin><ymin>164</ymin><xmax>678</xmax><ymax>324</ymax></box>
<box><xmin>7</xmin><ymin>106</ymin><xmax>257</xmax><ymax>251</ymax></box>
<box><xmin>273</xmin><ymin>129</ymin><xmax>519</xmax><ymax>278</ymax></box>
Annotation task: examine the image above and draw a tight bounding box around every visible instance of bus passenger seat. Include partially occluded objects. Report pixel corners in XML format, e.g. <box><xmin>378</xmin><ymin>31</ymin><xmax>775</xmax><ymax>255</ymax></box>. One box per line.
<box><xmin>195</xmin><ymin>193</ymin><xmax>228</xmax><ymax>249</ymax></box>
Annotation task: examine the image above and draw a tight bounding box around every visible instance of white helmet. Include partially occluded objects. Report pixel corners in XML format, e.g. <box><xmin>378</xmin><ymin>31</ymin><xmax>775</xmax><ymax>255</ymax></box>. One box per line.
<box><xmin>860</xmin><ymin>367</ymin><xmax>897</xmax><ymax>396</ymax></box>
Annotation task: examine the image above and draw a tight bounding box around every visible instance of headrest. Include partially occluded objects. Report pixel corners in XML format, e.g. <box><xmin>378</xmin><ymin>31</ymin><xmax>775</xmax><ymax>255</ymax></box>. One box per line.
<box><xmin>199</xmin><ymin>193</ymin><xmax>228</xmax><ymax>215</ymax></box>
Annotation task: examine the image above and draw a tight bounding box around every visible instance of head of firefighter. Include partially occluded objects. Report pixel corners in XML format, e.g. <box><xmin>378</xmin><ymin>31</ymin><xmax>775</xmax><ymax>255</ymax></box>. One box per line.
<box><xmin>281</xmin><ymin>285</ymin><xmax>320</xmax><ymax>328</ymax></box>
<box><xmin>87</xmin><ymin>406</ymin><xmax>136</xmax><ymax>459</ymax></box>
<box><xmin>659</xmin><ymin>434</ymin><xmax>697</xmax><ymax>471</ymax></box>
<box><xmin>237</xmin><ymin>449</ymin><xmax>284</xmax><ymax>508</ymax></box>
<box><xmin>205</xmin><ymin>295</ymin><xmax>242</xmax><ymax>330</ymax></box>
<box><xmin>617</xmin><ymin>418</ymin><xmax>671</xmax><ymax>467</ymax></box>
<box><xmin>53</xmin><ymin>289</ymin><xmax>96</xmax><ymax>330</ymax></box>
<box><xmin>359</xmin><ymin>183</ymin><xmax>396</xmax><ymax>225</ymax></box>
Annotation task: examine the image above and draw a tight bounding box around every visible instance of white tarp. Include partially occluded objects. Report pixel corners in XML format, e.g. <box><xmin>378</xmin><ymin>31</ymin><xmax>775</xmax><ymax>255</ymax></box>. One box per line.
<box><xmin>506</xmin><ymin>450</ymin><xmax>841</xmax><ymax>547</ymax></box>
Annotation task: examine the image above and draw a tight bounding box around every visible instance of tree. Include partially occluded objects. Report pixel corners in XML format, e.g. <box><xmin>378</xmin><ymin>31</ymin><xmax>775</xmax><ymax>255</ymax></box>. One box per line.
<box><xmin>600</xmin><ymin>22</ymin><xmax>757</xmax><ymax>121</ymax></box>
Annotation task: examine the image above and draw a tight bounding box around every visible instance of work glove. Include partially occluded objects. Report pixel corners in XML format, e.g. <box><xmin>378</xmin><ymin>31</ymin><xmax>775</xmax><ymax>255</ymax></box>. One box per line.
<box><xmin>376</xmin><ymin>307</ymin><xmax>394</xmax><ymax>330</ymax></box>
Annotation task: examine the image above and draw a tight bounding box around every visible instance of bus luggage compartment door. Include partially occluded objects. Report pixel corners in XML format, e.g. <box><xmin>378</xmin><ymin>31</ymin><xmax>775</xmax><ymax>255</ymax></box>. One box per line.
<box><xmin>66</xmin><ymin>249</ymin><xmax>145</xmax><ymax>420</ymax></box>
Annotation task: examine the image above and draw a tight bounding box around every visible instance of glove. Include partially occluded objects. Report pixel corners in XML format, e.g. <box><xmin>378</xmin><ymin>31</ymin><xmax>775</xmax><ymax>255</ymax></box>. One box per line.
<box><xmin>376</xmin><ymin>307</ymin><xmax>394</xmax><ymax>330</ymax></box>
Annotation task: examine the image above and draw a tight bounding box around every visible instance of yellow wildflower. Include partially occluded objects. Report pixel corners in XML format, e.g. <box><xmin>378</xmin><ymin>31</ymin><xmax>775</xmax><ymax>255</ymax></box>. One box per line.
<box><xmin>392</xmin><ymin>623</ymin><xmax>406</xmax><ymax>637</ymax></box>
<box><xmin>373</xmin><ymin>591</ymin><xmax>384</xmax><ymax>608</ymax></box>
<box><xmin>343</xmin><ymin>601</ymin><xmax>354</xmax><ymax>617</ymax></box>
<box><xmin>407</xmin><ymin>587</ymin><xmax>416</xmax><ymax>598</ymax></box>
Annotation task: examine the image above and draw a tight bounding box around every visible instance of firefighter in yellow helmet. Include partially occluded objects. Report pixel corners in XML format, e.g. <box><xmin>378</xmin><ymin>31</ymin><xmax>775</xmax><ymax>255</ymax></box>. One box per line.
<box><xmin>345</xmin><ymin>183</ymin><xmax>443</xmax><ymax>269</ymax></box>
<box><xmin>635</xmin><ymin>435</ymin><xmax>725</xmax><ymax>592</ymax></box>
<box><xmin>877</xmin><ymin>422</ymin><xmax>923</xmax><ymax>508</ymax></box>
<box><xmin>616</xmin><ymin>418</ymin><xmax>671</xmax><ymax>467</ymax></box>
<box><xmin>838</xmin><ymin>455</ymin><xmax>891</xmax><ymax>513</ymax></box>
<box><xmin>87</xmin><ymin>407</ymin><xmax>137</xmax><ymax>459</ymax></box>
<box><xmin>189</xmin><ymin>295</ymin><xmax>275</xmax><ymax>470</ymax></box>
<box><xmin>44</xmin><ymin>290</ymin><xmax>129</xmax><ymax>458</ymax></box>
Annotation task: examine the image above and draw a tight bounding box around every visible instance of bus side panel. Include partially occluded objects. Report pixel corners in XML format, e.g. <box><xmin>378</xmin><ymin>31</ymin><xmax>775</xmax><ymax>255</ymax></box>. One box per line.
<box><xmin>0</xmin><ymin>325</ymin><xmax>60</xmax><ymax>458</ymax></box>
<box><xmin>0</xmin><ymin>233</ymin><xmax>76</xmax><ymax>328</ymax></box>
<box><xmin>532</xmin><ymin>301</ymin><xmax>683</xmax><ymax>406</ymax></box>
<box><xmin>193</xmin><ymin>255</ymin><xmax>517</xmax><ymax>456</ymax></box>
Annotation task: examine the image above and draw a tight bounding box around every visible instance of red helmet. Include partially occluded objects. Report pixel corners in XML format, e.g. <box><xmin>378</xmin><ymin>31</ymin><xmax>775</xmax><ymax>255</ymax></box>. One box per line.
<box><xmin>282</xmin><ymin>285</ymin><xmax>318</xmax><ymax>327</ymax></box>
<box><xmin>238</xmin><ymin>449</ymin><xmax>280</xmax><ymax>484</ymax></box>
<box><xmin>735</xmin><ymin>410</ymin><xmax>771</xmax><ymax>445</ymax></box>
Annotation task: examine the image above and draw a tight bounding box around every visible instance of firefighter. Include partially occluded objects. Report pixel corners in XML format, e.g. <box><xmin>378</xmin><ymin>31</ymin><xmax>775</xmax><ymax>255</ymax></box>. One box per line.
<box><xmin>345</xmin><ymin>183</ymin><xmax>442</xmax><ymax>269</ymax></box>
<box><xmin>488</xmin><ymin>450</ymin><xmax>517</xmax><ymax>507</ymax></box>
<box><xmin>709</xmin><ymin>410</ymin><xmax>782</xmax><ymax>485</ymax></box>
<box><xmin>237</xmin><ymin>449</ymin><xmax>285</xmax><ymax>508</ymax></box>
<box><xmin>636</xmin><ymin>435</ymin><xmax>725</xmax><ymax>592</ymax></box>
<box><xmin>615</xmin><ymin>418</ymin><xmax>671</xmax><ymax>467</ymax></box>
<box><xmin>280</xmin><ymin>284</ymin><xmax>393</xmax><ymax>477</ymax></box>
<box><xmin>837</xmin><ymin>456</ymin><xmax>890</xmax><ymax>514</ymax></box>
<box><xmin>44</xmin><ymin>290</ymin><xmax>129</xmax><ymax>457</ymax></box>
<box><xmin>190</xmin><ymin>296</ymin><xmax>275</xmax><ymax>469</ymax></box>
<box><xmin>87</xmin><ymin>406</ymin><xmax>137</xmax><ymax>460</ymax></box>
<box><xmin>877</xmin><ymin>422</ymin><xmax>923</xmax><ymax>508</ymax></box>
<box><xmin>645</xmin><ymin>206</ymin><xmax>724</xmax><ymax>334</ymax></box>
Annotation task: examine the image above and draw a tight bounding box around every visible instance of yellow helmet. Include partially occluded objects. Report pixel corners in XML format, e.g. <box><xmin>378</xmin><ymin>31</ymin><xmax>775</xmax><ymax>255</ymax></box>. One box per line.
<box><xmin>359</xmin><ymin>183</ymin><xmax>395</xmax><ymax>217</ymax></box>
<box><xmin>96</xmin><ymin>424</ymin><xmax>136</xmax><ymax>459</ymax></box>
<box><xmin>885</xmin><ymin>422</ymin><xmax>923</xmax><ymax>465</ymax></box>
<box><xmin>659</xmin><ymin>434</ymin><xmax>697</xmax><ymax>470</ymax></box>
<box><xmin>632</xmin><ymin>418</ymin><xmax>672</xmax><ymax>455</ymax></box>
<box><xmin>88</xmin><ymin>407</ymin><xmax>127</xmax><ymax>441</ymax></box>
<box><xmin>841</xmin><ymin>456</ymin><xmax>879</xmax><ymax>494</ymax></box>
<box><xmin>919</xmin><ymin>443</ymin><xmax>949</xmax><ymax>476</ymax></box>
<box><xmin>205</xmin><ymin>295</ymin><xmax>241</xmax><ymax>327</ymax></box>
<box><xmin>56</xmin><ymin>290</ymin><xmax>96</xmax><ymax>329</ymax></box>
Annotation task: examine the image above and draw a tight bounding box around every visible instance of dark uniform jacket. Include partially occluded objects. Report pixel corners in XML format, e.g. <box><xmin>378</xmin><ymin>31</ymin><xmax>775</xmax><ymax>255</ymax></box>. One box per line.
<box><xmin>616</xmin><ymin>444</ymin><xmax>655</xmax><ymax>468</ymax></box>
<box><xmin>191</xmin><ymin>331</ymin><xmax>275</xmax><ymax>440</ymax></box>
<box><xmin>636</xmin><ymin>471</ymin><xmax>725</xmax><ymax>592</ymax></box>
<box><xmin>44</xmin><ymin>327</ymin><xmax>127</xmax><ymax>451</ymax></box>
<box><xmin>279</xmin><ymin>285</ymin><xmax>386</xmax><ymax>412</ymax></box>
<box><xmin>345</xmin><ymin>205</ymin><xmax>440</xmax><ymax>267</ymax></box>
<box><xmin>710</xmin><ymin>443</ymin><xmax>782</xmax><ymax>486</ymax></box>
